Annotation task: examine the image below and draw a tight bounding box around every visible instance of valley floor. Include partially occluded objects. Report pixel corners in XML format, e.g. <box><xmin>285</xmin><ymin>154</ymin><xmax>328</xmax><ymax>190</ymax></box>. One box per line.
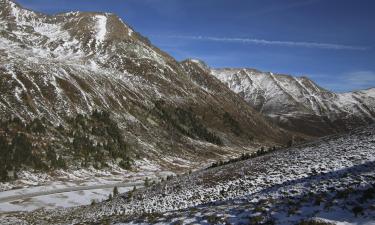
<box><xmin>0</xmin><ymin>181</ymin><xmax>139</xmax><ymax>213</ymax></box>
<box><xmin>0</xmin><ymin>160</ymin><xmax>174</xmax><ymax>215</ymax></box>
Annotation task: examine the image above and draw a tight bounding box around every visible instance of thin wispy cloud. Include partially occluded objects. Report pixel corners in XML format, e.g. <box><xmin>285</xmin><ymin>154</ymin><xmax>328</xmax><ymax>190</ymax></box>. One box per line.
<box><xmin>248</xmin><ymin>0</ymin><xmax>320</xmax><ymax>17</ymax></box>
<box><xmin>18</xmin><ymin>0</ymin><xmax>80</xmax><ymax>14</ymax></box>
<box><xmin>158</xmin><ymin>35</ymin><xmax>369</xmax><ymax>51</ymax></box>
<box><xmin>345</xmin><ymin>71</ymin><xmax>375</xmax><ymax>89</ymax></box>
<box><xmin>311</xmin><ymin>71</ymin><xmax>375</xmax><ymax>92</ymax></box>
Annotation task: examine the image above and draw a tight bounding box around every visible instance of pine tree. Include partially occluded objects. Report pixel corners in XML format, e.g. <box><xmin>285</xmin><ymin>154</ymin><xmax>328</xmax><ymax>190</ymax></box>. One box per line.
<box><xmin>127</xmin><ymin>190</ymin><xmax>133</xmax><ymax>199</ymax></box>
<box><xmin>113</xmin><ymin>186</ymin><xmax>119</xmax><ymax>196</ymax></box>
<box><xmin>11</xmin><ymin>133</ymin><xmax>32</xmax><ymax>166</ymax></box>
<box><xmin>144</xmin><ymin>177</ymin><xmax>150</xmax><ymax>187</ymax></box>
<box><xmin>57</xmin><ymin>156</ymin><xmax>66</xmax><ymax>169</ymax></box>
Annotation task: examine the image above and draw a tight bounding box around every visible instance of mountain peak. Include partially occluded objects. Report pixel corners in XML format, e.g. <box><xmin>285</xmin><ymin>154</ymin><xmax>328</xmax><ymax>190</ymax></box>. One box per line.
<box><xmin>0</xmin><ymin>0</ymin><xmax>38</xmax><ymax>21</ymax></box>
<box><xmin>182</xmin><ymin>58</ymin><xmax>210</xmax><ymax>72</ymax></box>
<box><xmin>0</xmin><ymin>1</ymin><xmax>134</xmax><ymax>45</ymax></box>
<box><xmin>0</xmin><ymin>3</ymin><xmax>139</xmax><ymax>58</ymax></box>
<box><xmin>51</xmin><ymin>11</ymin><xmax>135</xmax><ymax>49</ymax></box>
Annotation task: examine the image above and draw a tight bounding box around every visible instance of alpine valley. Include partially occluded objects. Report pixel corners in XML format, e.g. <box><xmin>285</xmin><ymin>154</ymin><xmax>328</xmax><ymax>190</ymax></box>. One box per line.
<box><xmin>0</xmin><ymin>0</ymin><xmax>374</xmax><ymax>224</ymax></box>
<box><xmin>0</xmin><ymin>0</ymin><xmax>287</xmax><ymax>187</ymax></box>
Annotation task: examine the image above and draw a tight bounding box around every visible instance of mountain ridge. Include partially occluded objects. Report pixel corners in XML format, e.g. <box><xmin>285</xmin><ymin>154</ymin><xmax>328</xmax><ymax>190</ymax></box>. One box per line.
<box><xmin>208</xmin><ymin>66</ymin><xmax>375</xmax><ymax>137</ymax></box>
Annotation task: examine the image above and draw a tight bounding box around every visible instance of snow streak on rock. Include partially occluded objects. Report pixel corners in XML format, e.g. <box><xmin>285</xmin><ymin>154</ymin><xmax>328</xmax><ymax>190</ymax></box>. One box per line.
<box><xmin>95</xmin><ymin>15</ymin><xmax>107</xmax><ymax>44</ymax></box>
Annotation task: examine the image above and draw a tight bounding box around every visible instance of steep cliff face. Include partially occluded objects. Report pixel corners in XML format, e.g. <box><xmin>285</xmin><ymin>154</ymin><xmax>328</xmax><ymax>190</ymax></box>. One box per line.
<box><xmin>0</xmin><ymin>0</ymin><xmax>287</xmax><ymax>176</ymax></box>
<box><xmin>211</xmin><ymin>68</ymin><xmax>375</xmax><ymax>137</ymax></box>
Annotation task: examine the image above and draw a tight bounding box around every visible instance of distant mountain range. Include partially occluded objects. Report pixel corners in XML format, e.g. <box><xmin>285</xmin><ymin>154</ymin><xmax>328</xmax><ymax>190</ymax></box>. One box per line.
<box><xmin>211</xmin><ymin>67</ymin><xmax>375</xmax><ymax>137</ymax></box>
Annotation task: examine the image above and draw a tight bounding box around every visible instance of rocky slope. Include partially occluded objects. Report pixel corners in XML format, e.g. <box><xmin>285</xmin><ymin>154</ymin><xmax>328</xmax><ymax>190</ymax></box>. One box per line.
<box><xmin>0</xmin><ymin>0</ymin><xmax>287</xmax><ymax>182</ymax></box>
<box><xmin>4</xmin><ymin>124</ymin><xmax>374</xmax><ymax>224</ymax></box>
<box><xmin>211</xmin><ymin>68</ymin><xmax>375</xmax><ymax>137</ymax></box>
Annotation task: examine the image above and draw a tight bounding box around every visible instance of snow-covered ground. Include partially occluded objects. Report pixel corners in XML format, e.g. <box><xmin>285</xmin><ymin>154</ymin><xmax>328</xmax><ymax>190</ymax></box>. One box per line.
<box><xmin>123</xmin><ymin>159</ymin><xmax>375</xmax><ymax>225</ymax></box>
<box><xmin>0</xmin><ymin>160</ymin><xmax>174</xmax><ymax>215</ymax></box>
<box><xmin>22</xmin><ymin>125</ymin><xmax>375</xmax><ymax>224</ymax></box>
<box><xmin>107</xmin><ymin>125</ymin><xmax>375</xmax><ymax>225</ymax></box>
<box><xmin>1</xmin><ymin>125</ymin><xmax>374</xmax><ymax>224</ymax></box>
<box><xmin>0</xmin><ymin>186</ymin><xmax>132</xmax><ymax>213</ymax></box>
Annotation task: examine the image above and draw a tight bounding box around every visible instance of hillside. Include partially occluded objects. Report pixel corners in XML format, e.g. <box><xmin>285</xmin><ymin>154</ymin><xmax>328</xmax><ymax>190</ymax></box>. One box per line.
<box><xmin>0</xmin><ymin>124</ymin><xmax>372</xmax><ymax>224</ymax></box>
<box><xmin>211</xmin><ymin>68</ymin><xmax>375</xmax><ymax>137</ymax></box>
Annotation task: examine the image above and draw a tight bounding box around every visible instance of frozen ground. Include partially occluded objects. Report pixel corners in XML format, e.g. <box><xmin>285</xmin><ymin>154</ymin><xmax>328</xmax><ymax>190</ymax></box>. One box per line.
<box><xmin>0</xmin><ymin>159</ymin><xmax>174</xmax><ymax>215</ymax></box>
<box><xmin>0</xmin><ymin>186</ymin><xmax>133</xmax><ymax>213</ymax></box>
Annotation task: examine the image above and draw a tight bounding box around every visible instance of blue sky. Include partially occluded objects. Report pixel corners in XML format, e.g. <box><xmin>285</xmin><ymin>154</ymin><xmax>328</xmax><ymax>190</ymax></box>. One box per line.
<box><xmin>16</xmin><ymin>0</ymin><xmax>375</xmax><ymax>92</ymax></box>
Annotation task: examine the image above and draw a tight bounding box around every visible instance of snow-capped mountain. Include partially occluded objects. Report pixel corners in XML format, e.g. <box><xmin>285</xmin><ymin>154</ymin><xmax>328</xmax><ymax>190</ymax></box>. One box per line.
<box><xmin>1</xmin><ymin>1</ymin><xmax>375</xmax><ymax>224</ymax></box>
<box><xmin>211</xmin><ymin>68</ymin><xmax>375</xmax><ymax>137</ymax></box>
<box><xmin>0</xmin><ymin>0</ymin><xmax>287</xmax><ymax>178</ymax></box>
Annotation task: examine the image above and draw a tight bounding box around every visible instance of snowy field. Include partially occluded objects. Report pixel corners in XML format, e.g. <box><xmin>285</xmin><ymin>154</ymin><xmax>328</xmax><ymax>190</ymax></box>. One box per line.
<box><xmin>0</xmin><ymin>186</ymin><xmax>132</xmax><ymax>213</ymax></box>
<box><xmin>0</xmin><ymin>159</ymin><xmax>174</xmax><ymax>215</ymax></box>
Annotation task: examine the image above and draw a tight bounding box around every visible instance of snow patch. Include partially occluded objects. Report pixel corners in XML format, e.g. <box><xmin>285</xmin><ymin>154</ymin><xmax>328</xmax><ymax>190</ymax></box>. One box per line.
<box><xmin>95</xmin><ymin>15</ymin><xmax>107</xmax><ymax>44</ymax></box>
